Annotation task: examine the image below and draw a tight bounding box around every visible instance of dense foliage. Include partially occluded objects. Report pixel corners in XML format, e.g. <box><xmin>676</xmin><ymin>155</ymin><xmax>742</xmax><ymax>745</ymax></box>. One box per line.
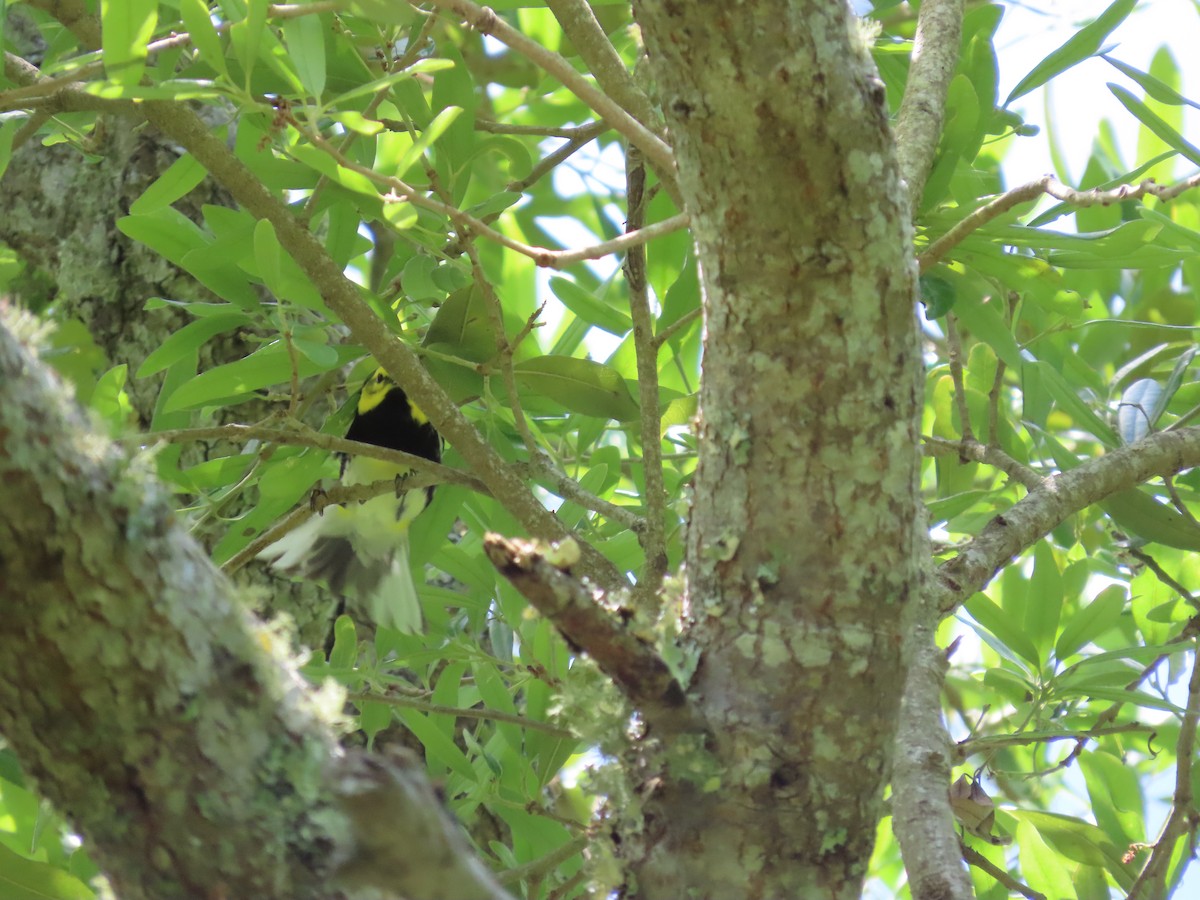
<box><xmin>2</xmin><ymin>0</ymin><xmax>1200</xmax><ymax>898</ymax></box>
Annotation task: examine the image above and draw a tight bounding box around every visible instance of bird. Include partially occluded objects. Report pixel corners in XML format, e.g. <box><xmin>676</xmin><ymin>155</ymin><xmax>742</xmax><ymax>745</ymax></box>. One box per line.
<box><xmin>258</xmin><ymin>366</ymin><xmax>441</xmax><ymax>634</ymax></box>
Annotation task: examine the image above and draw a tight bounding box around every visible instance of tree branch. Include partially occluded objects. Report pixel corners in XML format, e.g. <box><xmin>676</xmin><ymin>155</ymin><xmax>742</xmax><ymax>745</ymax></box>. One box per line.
<box><xmin>0</xmin><ymin>313</ymin><xmax>511</xmax><ymax>900</ymax></box>
<box><xmin>892</xmin><ymin>591</ymin><xmax>976</xmax><ymax>900</ymax></box>
<box><xmin>543</xmin><ymin>0</ymin><xmax>660</xmax><ymax>134</ymax></box>
<box><xmin>423</xmin><ymin>0</ymin><xmax>678</xmax><ymax>196</ymax></box>
<box><xmin>919</xmin><ymin>173</ymin><xmax>1200</xmax><ymax>273</ymax></box>
<box><xmin>1126</xmin><ymin>638</ymin><xmax>1200</xmax><ymax>900</ymax></box>
<box><xmin>624</xmin><ymin>146</ymin><xmax>668</xmax><ymax>608</ymax></box>
<box><xmin>935</xmin><ymin>426</ymin><xmax>1200</xmax><ymax>615</ymax></box>
<box><xmin>894</xmin><ymin>0</ymin><xmax>965</xmax><ymax>208</ymax></box>
<box><xmin>483</xmin><ymin>533</ymin><xmax>703</xmax><ymax>737</ymax></box>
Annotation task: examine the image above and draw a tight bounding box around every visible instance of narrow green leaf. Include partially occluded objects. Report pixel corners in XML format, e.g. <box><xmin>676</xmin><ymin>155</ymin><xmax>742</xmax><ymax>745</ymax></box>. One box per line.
<box><xmin>1055</xmin><ymin>585</ymin><xmax>1126</xmax><ymax>660</ymax></box>
<box><xmin>1100</xmin><ymin>488</ymin><xmax>1200</xmax><ymax>551</ymax></box>
<box><xmin>965</xmin><ymin>592</ymin><xmax>1041</xmax><ymax>669</ymax></box>
<box><xmin>101</xmin><ymin>0</ymin><xmax>157</xmax><ymax>86</ymax></box>
<box><xmin>1027</xmin><ymin>360</ymin><xmax>1119</xmax><ymax>446</ymax></box>
<box><xmin>180</xmin><ymin>0</ymin><xmax>229</xmax><ymax>78</ymax></box>
<box><xmin>137</xmin><ymin>314</ymin><xmax>251</xmax><ymax>377</ymax></box>
<box><xmin>392</xmin><ymin>105</ymin><xmax>465</xmax><ymax>176</ymax></box>
<box><xmin>550</xmin><ymin>276</ymin><xmax>633</xmax><ymax>337</ymax></box>
<box><xmin>1006</xmin><ymin>0</ymin><xmax>1137</xmax><ymax>104</ymax></box>
<box><xmin>952</xmin><ymin>295</ymin><xmax>1022</xmax><ymax>369</ymax></box>
<box><xmin>130</xmin><ymin>154</ymin><xmax>207</xmax><ymax>215</ymax></box>
<box><xmin>1109</xmin><ymin>83</ymin><xmax>1200</xmax><ymax>167</ymax></box>
<box><xmin>1026</xmin><ymin>542</ymin><xmax>1063</xmax><ymax>666</ymax></box>
<box><xmin>281</xmin><ymin>11</ymin><xmax>326</xmax><ymax>99</ymax></box>
<box><xmin>513</xmin><ymin>357</ymin><xmax>640</xmax><ymax>421</ymax></box>
<box><xmin>1103</xmin><ymin>55</ymin><xmax>1200</xmax><ymax>110</ymax></box>
<box><xmin>162</xmin><ymin>343</ymin><xmax>361</xmax><ymax>411</ymax></box>
<box><xmin>1016</xmin><ymin>820</ymin><xmax>1078</xmax><ymax>900</ymax></box>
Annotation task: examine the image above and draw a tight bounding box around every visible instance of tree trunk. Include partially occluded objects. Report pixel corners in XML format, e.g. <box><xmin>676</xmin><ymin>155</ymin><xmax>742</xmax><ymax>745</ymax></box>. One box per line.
<box><xmin>631</xmin><ymin>2</ymin><xmax>922</xmax><ymax>896</ymax></box>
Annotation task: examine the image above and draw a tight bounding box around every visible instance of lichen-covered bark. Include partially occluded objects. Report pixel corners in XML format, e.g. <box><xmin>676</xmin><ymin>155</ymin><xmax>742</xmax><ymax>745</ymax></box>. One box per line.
<box><xmin>631</xmin><ymin>2</ymin><xmax>922</xmax><ymax>897</ymax></box>
<box><xmin>0</xmin><ymin>318</ymin><xmax>340</xmax><ymax>899</ymax></box>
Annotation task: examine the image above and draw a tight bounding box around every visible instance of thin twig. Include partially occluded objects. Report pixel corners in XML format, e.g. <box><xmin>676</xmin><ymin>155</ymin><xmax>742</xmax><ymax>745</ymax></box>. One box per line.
<box><xmin>476</xmin><ymin>119</ymin><xmax>605</xmax><ymax>138</ymax></box>
<box><xmin>1128</xmin><ymin>547</ymin><xmax>1200</xmax><ymax>611</ymax></box>
<box><xmin>921</xmin><ymin>436</ymin><xmax>1044</xmax><ymax>492</ymax></box>
<box><xmin>137</xmin><ymin>424</ymin><xmax>484</xmax><ymax>490</ymax></box>
<box><xmin>919</xmin><ymin>174</ymin><xmax>1200</xmax><ymax>273</ymax></box>
<box><xmin>347</xmin><ymin>692</ymin><xmax>576</xmax><ymax>740</ymax></box>
<box><xmin>625</xmin><ymin>146</ymin><xmax>667</xmax><ymax>607</ymax></box>
<box><xmin>956</xmin><ymin>721</ymin><xmax>1155</xmax><ymax>759</ymax></box>
<box><xmin>287</xmin><ymin>113</ymin><xmax>687</xmax><ymax>268</ymax></box>
<box><xmin>944</xmin><ymin>313</ymin><xmax>974</xmax><ymax>442</ymax></box>
<box><xmin>961</xmin><ymin>843</ymin><xmax>1046</xmax><ymax>900</ymax></box>
<box><xmin>654</xmin><ymin>307</ymin><xmax>701</xmax><ymax>349</ymax></box>
<box><xmin>1126</xmin><ymin>640</ymin><xmax>1200</xmax><ymax>900</ymax></box>
<box><xmin>505</xmin><ymin>120</ymin><xmax>608</xmax><ymax>194</ymax></box>
<box><xmin>421</xmin><ymin>0</ymin><xmax>677</xmax><ymax>191</ymax></box>
<box><xmin>986</xmin><ymin>358</ymin><xmax>1007</xmax><ymax>447</ymax></box>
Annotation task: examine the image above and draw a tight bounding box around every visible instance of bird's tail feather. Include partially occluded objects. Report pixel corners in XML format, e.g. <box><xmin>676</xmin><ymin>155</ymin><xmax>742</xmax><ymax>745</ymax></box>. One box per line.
<box><xmin>372</xmin><ymin>532</ymin><xmax>423</xmax><ymax>634</ymax></box>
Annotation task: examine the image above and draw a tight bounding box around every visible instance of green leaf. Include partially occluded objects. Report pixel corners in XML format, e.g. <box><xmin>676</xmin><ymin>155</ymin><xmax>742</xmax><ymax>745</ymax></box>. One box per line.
<box><xmin>0</xmin><ymin>842</ymin><xmax>95</xmax><ymax>900</ymax></box>
<box><xmin>964</xmin><ymin>592</ymin><xmax>1041</xmax><ymax>669</ymax></box>
<box><xmin>281</xmin><ymin>11</ymin><xmax>326</xmax><ymax>99</ymax></box>
<box><xmin>393</xmin><ymin>105</ymin><xmax>465</xmax><ymax>177</ymax></box>
<box><xmin>1026</xmin><ymin>360</ymin><xmax>1119</xmax><ymax>446</ymax></box>
<box><xmin>1103</xmin><ymin>55</ymin><xmax>1200</xmax><ymax>110</ymax></box>
<box><xmin>130</xmin><ymin>154</ymin><xmax>207</xmax><ymax>215</ymax></box>
<box><xmin>1026</xmin><ymin>542</ymin><xmax>1063</xmax><ymax>666</ymax></box>
<box><xmin>1016</xmin><ymin>819</ymin><xmax>1078</xmax><ymax>900</ymax></box>
<box><xmin>1007</xmin><ymin>809</ymin><xmax>1136</xmax><ymax>887</ymax></box>
<box><xmin>180</xmin><ymin>0</ymin><xmax>229</xmax><ymax>79</ymax></box>
<box><xmin>1006</xmin><ymin>0</ymin><xmax>1137</xmax><ymax>104</ymax></box>
<box><xmin>1109</xmin><ymin>83</ymin><xmax>1200</xmax><ymax>168</ymax></box>
<box><xmin>1100</xmin><ymin>489</ymin><xmax>1200</xmax><ymax>551</ymax></box>
<box><xmin>1055</xmin><ymin>584</ymin><xmax>1126</xmax><ymax>660</ymax></box>
<box><xmin>513</xmin><ymin>357</ymin><xmax>640</xmax><ymax>421</ymax></box>
<box><xmin>101</xmin><ymin>0</ymin><xmax>157</xmax><ymax>86</ymax></box>
<box><xmin>162</xmin><ymin>343</ymin><xmax>361</xmax><ymax>411</ymax></box>
<box><xmin>1080</xmin><ymin>751</ymin><xmax>1144</xmax><ymax>845</ymax></box>
<box><xmin>550</xmin><ymin>276</ymin><xmax>633</xmax><ymax>337</ymax></box>
<box><xmin>952</xmin><ymin>294</ymin><xmax>1022</xmax><ymax>369</ymax></box>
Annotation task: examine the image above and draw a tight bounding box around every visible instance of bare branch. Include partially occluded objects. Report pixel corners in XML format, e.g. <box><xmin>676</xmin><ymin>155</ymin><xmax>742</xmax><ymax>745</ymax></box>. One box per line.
<box><xmin>894</xmin><ymin>0</ymin><xmax>965</xmax><ymax>207</ymax></box>
<box><xmin>922</xmin><ymin>435</ymin><xmax>1045</xmax><ymax>492</ymax></box>
<box><xmin>423</xmin><ymin>0</ymin><xmax>677</xmax><ymax>183</ymax></box>
<box><xmin>625</xmin><ymin>147</ymin><xmax>668</xmax><ymax>608</ymax></box>
<box><xmin>544</xmin><ymin>0</ymin><xmax>660</xmax><ymax>133</ymax></box>
<box><xmin>483</xmin><ymin>533</ymin><xmax>703</xmax><ymax>736</ymax></box>
<box><xmin>1126</xmin><ymin>640</ymin><xmax>1200</xmax><ymax>899</ymax></box>
<box><xmin>920</xmin><ymin>174</ymin><xmax>1200</xmax><ymax>273</ymax></box>
<box><xmin>935</xmin><ymin>426</ymin><xmax>1200</xmax><ymax>615</ymax></box>
<box><xmin>892</xmin><ymin>594</ymin><xmax>976</xmax><ymax>900</ymax></box>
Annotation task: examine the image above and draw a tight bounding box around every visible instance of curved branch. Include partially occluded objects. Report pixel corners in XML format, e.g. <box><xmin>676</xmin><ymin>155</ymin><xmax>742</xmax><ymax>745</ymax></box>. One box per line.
<box><xmin>935</xmin><ymin>426</ymin><xmax>1200</xmax><ymax>615</ymax></box>
<box><xmin>894</xmin><ymin>0</ymin><xmax>965</xmax><ymax>208</ymax></box>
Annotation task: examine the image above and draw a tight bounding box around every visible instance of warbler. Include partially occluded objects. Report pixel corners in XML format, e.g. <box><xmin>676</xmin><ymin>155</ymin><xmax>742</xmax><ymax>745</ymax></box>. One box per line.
<box><xmin>259</xmin><ymin>367</ymin><xmax>441</xmax><ymax>634</ymax></box>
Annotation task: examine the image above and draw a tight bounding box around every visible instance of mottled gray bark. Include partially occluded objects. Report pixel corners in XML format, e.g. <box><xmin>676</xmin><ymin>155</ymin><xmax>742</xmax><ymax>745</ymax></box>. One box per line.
<box><xmin>630</xmin><ymin>2</ymin><xmax>923</xmax><ymax>897</ymax></box>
